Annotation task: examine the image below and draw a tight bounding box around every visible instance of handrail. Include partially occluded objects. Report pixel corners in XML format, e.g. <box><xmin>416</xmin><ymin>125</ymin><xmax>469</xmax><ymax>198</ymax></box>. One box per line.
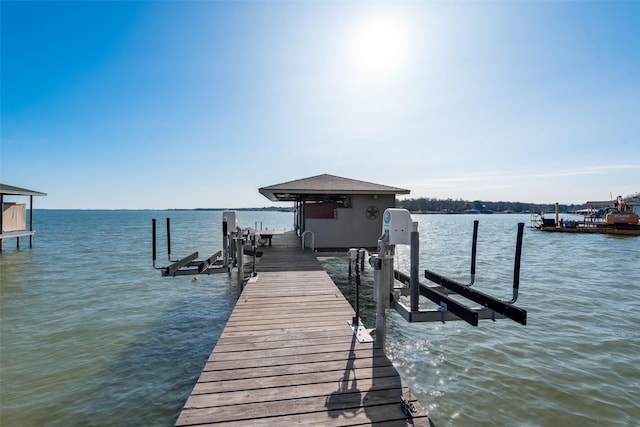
<box><xmin>301</xmin><ymin>230</ymin><xmax>314</xmax><ymax>251</ymax></box>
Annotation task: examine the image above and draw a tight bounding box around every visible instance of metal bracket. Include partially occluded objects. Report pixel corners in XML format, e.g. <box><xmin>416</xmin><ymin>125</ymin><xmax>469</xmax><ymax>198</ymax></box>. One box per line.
<box><xmin>438</xmin><ymin>302</ymin><xmax>448</xmax><ymax>323</ymax></box>
<box><xmin>400</xmin><ymin>394</ymin><xmax>417</xmax><ymax>418</ymax></box>
<box><xmin>347</xmin><ymin>319</ymin><xmax>373</xmax><ymax>343</ymax></box>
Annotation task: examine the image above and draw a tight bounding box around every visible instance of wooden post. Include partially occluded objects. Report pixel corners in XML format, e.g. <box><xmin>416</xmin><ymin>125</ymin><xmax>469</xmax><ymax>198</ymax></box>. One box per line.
<box><xmin>251</xmin><ymin>233</ymin><xmax>256</xmax><ymax>277</ymax></box>
<box><xmin>236</xmin><ymin>235</ymin><xmax>244</xmax><ymax>290</ymax></box>
<box><xmin>222</xmin><ymin>218</ymin><xmax>229</xmax><ymax>269</ymax></box>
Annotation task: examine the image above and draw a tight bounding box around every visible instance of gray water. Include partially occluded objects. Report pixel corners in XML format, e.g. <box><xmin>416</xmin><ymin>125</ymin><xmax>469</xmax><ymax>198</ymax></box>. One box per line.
<box><xmin>1</xmin><ymin>210</ymin><xmax>638</xmax><ymax>426</ymax></box>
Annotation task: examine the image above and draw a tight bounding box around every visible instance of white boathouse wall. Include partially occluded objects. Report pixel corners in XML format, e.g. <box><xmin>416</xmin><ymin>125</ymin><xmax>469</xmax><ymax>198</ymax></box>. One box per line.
<box><xmin>304</xmin><ymin>194</ymin><xmax>395</xmax><ymax>249</ymax></box>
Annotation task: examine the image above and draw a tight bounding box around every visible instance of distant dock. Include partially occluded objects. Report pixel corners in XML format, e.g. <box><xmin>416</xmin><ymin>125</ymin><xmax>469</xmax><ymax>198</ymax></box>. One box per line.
<box><xmin>175</xmin><ymin>231</ymin><xmax>432</xmax><ymax>426</ymax></box>
<box><xmin>0</xmin><ymin>184</ymin><xmax>47</xmax><ymax>251</ymax></box>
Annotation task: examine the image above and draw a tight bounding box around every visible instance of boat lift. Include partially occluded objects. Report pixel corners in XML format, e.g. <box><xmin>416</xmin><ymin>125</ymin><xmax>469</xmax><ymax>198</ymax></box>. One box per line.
<box><xmin>152</xmin><ymin>211</ymin><xmax>260</xmax><ymax>287</ymax></box>
<box><xmin>365</xmin><ymin>209</ymin><xmax>527</xmax><ymax>347</ymax></box>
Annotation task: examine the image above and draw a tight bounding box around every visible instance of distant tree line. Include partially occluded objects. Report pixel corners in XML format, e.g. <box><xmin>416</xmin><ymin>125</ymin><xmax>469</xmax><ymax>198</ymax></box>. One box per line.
<box><xmin>396</xmin><ymin>197</ymin><xmax>599</xmax><ymax>214</ymax></box>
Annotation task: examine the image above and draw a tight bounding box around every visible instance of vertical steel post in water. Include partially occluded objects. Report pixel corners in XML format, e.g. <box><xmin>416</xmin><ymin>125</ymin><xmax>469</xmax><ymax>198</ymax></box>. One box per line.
<box><xmin>470</xmin><ymin>220</ymin><xmax>479</xmax><ymax>285</ymax></box>
<box><xmin>152</xmin><ymin>219</ymin><xmax>157</xmax><ymax>268</ymax></box>
<box><xmin>410</xmin><ymin>230</ymin><xmax>420</xmax><ymax>313</ymax></box>
<box><xmin>510</xmin><ymin>222</ymin><xmax>525</xmax><ymax>303</ymax></box>
<box><xmin>29</xmin><ymin>195</ymin><xmax>34</xmax><ymax>247</ymax></box>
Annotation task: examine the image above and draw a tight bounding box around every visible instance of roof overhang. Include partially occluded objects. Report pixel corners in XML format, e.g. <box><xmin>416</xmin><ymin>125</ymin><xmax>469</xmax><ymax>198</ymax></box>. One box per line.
<box><xmin>259</xmin><ymin>174</ymin><xmax>410</xmax><ymax>202</ymax></box>
<box><xmin>0</xmin><ymin>184</ymin><xmax>47</xmax><ymax>197</ymax></box>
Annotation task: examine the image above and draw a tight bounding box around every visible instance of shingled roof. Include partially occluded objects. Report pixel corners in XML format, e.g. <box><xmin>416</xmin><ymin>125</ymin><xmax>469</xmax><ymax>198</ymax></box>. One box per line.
<box><xmin>259</xmin><ymin>174</ymin><xmax>410</xmax><ymax>202</ymax></box>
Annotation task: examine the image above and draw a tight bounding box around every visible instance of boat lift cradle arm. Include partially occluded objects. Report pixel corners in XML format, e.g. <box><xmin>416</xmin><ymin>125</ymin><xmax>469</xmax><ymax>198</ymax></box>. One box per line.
<box><xmin>367</xmin><ymin>209</ymin><xmax>527</xmax><ymax>349</ymax></box>
<box><xmin>152</xmin><ymin>218</ymin><xmax>226</xmax><ymax>277</ymax></box>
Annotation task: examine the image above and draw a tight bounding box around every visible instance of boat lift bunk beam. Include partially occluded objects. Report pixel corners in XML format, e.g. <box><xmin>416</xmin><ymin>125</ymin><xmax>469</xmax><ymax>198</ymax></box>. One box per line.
<box><xmin>397</xmin><ymin>222</ymin><xmax>526</xmax><ymax>325</ymax></box>
<box><xmin>419</xmin><ymin>221</ymin><xmax>526</xmax><ymax>325</ymax></box>
<box><xmin>393</xmin><ymin>270</ymin><xmax>480</xmax><ymax>326</ymax></box>
<box><xmin>152</xmin><ymin>218</ymin><xmax>228</xmax><ymax>277</ymax></box>
<box><xmin>369</xmin><ymin>209</ymin><xmax>527</xmax><ymax>349</ymax></box>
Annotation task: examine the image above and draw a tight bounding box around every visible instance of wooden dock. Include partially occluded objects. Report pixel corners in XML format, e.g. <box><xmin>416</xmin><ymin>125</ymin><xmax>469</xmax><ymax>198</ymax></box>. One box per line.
<box><xmin>175</xmin><ymin>231</ymin><xmax>432</xmax><ymax>426</ymax></box>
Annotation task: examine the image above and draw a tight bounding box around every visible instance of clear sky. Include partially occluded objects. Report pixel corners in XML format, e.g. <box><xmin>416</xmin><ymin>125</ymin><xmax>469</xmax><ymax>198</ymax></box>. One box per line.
<box><xmin>2</xmin><ymin>1</ymin><xmax>638</xmax><ymax>209</ymax></box>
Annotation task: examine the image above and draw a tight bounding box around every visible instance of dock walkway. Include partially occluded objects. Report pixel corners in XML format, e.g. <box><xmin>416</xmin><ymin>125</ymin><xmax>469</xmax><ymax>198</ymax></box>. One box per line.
<box><xmin>176</xmin><ymin>231</ymin><xmax>431</xmax><ymax>426</ymax></box>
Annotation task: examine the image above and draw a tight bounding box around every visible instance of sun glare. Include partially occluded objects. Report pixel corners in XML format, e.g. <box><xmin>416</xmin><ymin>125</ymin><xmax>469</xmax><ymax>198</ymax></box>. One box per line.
<box><xmin>348</xmin><ymin>13</ymin><xmax>411</xmax><ymax>87</ymax></box>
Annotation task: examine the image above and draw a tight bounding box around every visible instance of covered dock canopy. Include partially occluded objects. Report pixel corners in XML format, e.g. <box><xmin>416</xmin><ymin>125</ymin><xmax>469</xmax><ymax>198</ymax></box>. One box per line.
<box><xmin>1</xmin><ymin>183</ymin><xmax>47</xmax><ymax>250</ymax></box>
<box><xmin>259</xmin><ymin>174</ymin><xmax>410</xmax><ymax>250</ymax></box>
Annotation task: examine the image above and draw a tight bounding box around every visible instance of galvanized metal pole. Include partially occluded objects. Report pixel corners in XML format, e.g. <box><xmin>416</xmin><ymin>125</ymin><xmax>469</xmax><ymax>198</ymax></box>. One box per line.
<box><xmin>375</xmin><ymin>237</ymin><xmax>392</xmax><ymax>352</ymax></box>
<box><xmin>353</xmin><ymin>251</ymin><xmax>361</xmax><ymax>327</ymax></box>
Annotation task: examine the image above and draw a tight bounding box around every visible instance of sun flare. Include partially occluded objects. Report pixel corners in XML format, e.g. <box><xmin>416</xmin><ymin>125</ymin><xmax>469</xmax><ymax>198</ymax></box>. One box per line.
<box><xmin>348</xmin><ymin>13</ymin><xmax>411</xmax><ymax>86</ymax></box>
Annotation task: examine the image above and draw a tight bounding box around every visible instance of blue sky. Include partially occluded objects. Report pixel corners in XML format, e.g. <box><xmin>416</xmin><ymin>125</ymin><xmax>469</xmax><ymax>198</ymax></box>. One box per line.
<box><xmin>2</xmin><ymin>1</ymin><xmax>638</xmax><ymax>209</ymax></box>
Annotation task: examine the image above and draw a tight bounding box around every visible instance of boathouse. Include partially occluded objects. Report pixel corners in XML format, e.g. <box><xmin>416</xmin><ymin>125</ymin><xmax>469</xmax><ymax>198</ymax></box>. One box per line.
<box><xmin>0</xmin><ymin>184</ymin><xmax>47</xmax><ymax>251</ymax></box>
<box><xmin>259</xmin><ymin>174</ymin><xmax>410</xmax><ymax>250</ymax></box>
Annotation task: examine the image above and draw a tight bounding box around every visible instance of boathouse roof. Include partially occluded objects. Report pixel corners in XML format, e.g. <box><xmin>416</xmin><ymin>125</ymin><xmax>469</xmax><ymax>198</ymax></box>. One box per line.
<box><xmin>585</xmin><ymin>200</ymin><xmax>615</xmax><ymax>208</ymax></box>
<box><xmin>259</xmin><ymin>174</ymin><xmax>410</xmax><ymax>202</ymax></box>
<box><xmin>0</xmin><ymin>184</ymin><xmax>47</xmax><ymax>197</ymax></box>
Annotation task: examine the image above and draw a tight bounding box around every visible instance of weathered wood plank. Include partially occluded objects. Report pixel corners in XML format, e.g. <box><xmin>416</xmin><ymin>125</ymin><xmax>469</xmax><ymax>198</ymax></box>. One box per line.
<box><xmin>209</xmin><ymin>341</ymin><xmax>375</xmax><ymax>362</ymax></box>
<box><xmin>175</xmin><ymin>231</ymin><xmax>431</xmax><ymax>426</ymax></box>
<box><xmin>177</xmin><ymin>389</ymin><xmax>428</xmax><ymax>426</ymax></box>
<box><xmin>183</xmin><ymin>382</ymin><xmax>416</xmax><ymax>410</ymax></box>
<box><xmin>200</xmin><ymin>354</ymin><xmax>394</xmax><ymax>381</ymax></box>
